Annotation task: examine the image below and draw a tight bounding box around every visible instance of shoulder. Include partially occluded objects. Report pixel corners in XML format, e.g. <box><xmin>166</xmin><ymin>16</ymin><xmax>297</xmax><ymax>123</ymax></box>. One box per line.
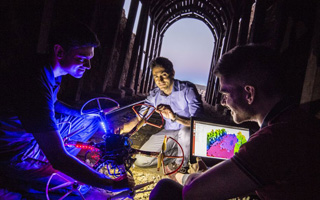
<box><xmin>148</xmin><ymin>87</ymin><xmax>161</xmax><ymax>97</ymax></box>
<box><xmin>269</xmin><ymin>106</ymin><xmax>320</xmax><ymax>135</ymax></box>
<box><xmin>248</xmin><ymin>118</ymin><xmax>318</xmax><ymax>150</ymax></box>
<box><xmin>175</xmin><ymin>79</ymin><xmax>197</xmax><ymax>91</ymax></box>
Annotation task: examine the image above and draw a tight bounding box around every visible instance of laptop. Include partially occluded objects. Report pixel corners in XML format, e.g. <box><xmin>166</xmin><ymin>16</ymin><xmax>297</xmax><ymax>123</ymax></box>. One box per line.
<box><xmin>190</xmin><ymin>117</ymin><xmax>250</xmax><ymax>164</ymax></box>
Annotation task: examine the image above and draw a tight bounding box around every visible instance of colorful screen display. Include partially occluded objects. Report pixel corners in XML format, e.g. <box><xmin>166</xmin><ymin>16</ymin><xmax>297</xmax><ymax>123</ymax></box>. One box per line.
<box><xmin>191</xmin><ymin>120</ymin><xmax>250</xmax><ymax>160</ymax></box>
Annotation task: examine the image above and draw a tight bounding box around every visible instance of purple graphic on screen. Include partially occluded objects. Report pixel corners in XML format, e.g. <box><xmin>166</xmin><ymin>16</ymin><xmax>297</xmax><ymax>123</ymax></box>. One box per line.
<box><xmin>207</xmin><ymin>129</ymin><xmax>241</xmax><ymax>159</ymax></box>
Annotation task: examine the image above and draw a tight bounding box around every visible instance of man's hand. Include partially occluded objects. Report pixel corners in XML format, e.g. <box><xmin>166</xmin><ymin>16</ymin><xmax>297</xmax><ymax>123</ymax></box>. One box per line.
<box><xmin>157</xmin><ymin>104</ymin><xmax>192</xmax><ymax>126</ymax></box>
<box><xmin>157</xmin><ymin>104</ymin><xmax>175</xmax><ymax>120</ymax></box>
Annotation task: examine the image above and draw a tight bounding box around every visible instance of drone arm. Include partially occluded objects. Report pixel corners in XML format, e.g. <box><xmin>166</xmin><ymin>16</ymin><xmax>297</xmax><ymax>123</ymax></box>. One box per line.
<box><xmin>102</xmin><ymin>106</ymin><xmax>119</xmax><ymax>115</ymax></box>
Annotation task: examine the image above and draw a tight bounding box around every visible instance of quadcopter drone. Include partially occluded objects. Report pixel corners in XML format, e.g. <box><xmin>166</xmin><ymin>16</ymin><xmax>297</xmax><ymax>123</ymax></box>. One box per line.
<box><xmin>46</xmin><ymin>97</ymin><xmax>184</xmax><ymax>200</ymax></box>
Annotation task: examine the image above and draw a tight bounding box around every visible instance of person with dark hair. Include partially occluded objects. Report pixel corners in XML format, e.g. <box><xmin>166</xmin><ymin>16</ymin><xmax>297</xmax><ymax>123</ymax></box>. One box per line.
<box><xmin>0</xmin><ymin>21</ymin><xmax>134</xmax><ymax>199</ymax></box>
<box><xmin>149</xmin><ymin>44</ymin><xmax>320</xmax><ymax>200</ymax></box>
<box><xmin>122</xmin><ymin>57</ymin><xmax>203</xmax><ymax>173</ymax></box>
<box><xmin>49</xmin><ymin>20</ymin><xmax>101</xmax><ymax>54</ymax></box>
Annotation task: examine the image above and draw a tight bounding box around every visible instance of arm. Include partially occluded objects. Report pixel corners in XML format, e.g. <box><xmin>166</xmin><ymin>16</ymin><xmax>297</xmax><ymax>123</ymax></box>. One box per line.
<box><xmin>186</xmin><ymin>84</ymin><xmax>204</xmax><ymax>118</ymax></box>
<box><xmin>173</xmin><ymin>113</ymin><xmax>191</xmax><ymax>127</ymax></box>
<box><xmin>156</xmin><ymin>83</ymin><xmax>204</xmax><ymax>127</ymax></box>
<box><xmin>33</xmin><ymin>130</ymin><xmax>134</xmax><ymax>190</ymax></box>
<box><xmin>121</xmin><ymin>117</ymin><xmax>140</xmax><ymax>134</ymax></box>
<box><xmin>182</xmin><ymin>160</ymin><xmax>258</xmax><ymax>200</ymax></box>
<box><xmin>157</xmin><ymin>104</ymin><xmax>191</xmax><ymax>127</ymax></box>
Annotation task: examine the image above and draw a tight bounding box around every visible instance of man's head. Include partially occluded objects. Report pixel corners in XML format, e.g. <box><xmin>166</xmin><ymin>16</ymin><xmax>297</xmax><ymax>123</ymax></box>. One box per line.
<box><xmin>50</xmin><ymin>20</ymin><xmax>100</xmax><ymax>78</ymax></box>
<box><xmin>149</xmin><ymin>57</ymin><xmax>175</xmax><ymax>95</ymax></box>
<box><xmin>214</xmin><ymin>44</ymin><xmax>286</xmax><ymax>124</ymax></box>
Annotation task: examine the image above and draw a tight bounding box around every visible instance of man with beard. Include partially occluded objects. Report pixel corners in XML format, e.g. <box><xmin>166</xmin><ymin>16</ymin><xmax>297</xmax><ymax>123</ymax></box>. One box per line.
<box><xmin>122</xmin><ymin>57</ymin><xmax>203</xmax><ymax>173</ymax></box>
<box><xmin>149</xmin><ymin>44</ymin><xmax>320</xmax><ymax>200</ymax></box>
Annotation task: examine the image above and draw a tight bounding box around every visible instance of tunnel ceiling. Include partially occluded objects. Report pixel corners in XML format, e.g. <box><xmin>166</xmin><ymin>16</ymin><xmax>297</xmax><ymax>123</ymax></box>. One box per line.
<box><xmin>149</xmin><ymin>0</ymin><xmax>234</xmax><ymax>39</ymax></box>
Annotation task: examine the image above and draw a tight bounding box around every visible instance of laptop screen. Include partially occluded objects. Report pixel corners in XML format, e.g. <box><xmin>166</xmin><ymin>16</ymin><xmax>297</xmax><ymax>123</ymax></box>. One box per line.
<box><xmin>190</xmin><ymin>118</ymin><xmax>250</xmax><ymax>160</ymax></box>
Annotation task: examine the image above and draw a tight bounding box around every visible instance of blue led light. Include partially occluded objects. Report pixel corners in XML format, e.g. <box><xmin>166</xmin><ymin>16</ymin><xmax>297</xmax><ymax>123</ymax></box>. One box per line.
<box><xmin>100</xmin><ymin>121</ymin><xmax>107</xmax><ymax>133</ymax></box>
